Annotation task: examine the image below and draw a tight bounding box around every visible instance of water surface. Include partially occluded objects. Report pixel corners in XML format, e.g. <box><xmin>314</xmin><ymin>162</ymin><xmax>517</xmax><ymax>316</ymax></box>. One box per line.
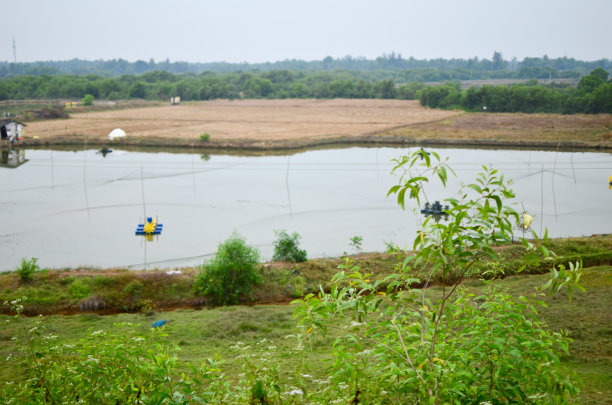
<box><xmin>1</xmin><ymin>146</ymin><xmax>610</xmax><ymax>270</ymax></box>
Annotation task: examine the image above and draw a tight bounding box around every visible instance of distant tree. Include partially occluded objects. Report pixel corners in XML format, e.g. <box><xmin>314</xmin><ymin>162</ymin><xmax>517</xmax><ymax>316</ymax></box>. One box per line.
<box><xmin>579</xmin><ymin>73</ymin><xmax>606</xmax><ymax>93</ymax></box>
<box><xmin>82</xmin><ymin>94</ymin><xmax>94</xmax><ymax>106</ymax></box>
<box><xmin>492</xmin><ymin>51</ymin><xmax>506</xmax><ymax>70</ymax></box>
<box><xmin>375</xmin><ymin>80</ymin><xmax>396</xmax><ymax>99</ymax></box>
<box><xmin>590</xmin><ymin>82</ymin><xmax>612</xmax><ymax>113</ymax></box>
<box><xmin>589</xmin><ymin>67</ymin><xmax>609</xmax><ymax>82</ymax></box>
<box><xmin>292</xmin><ymin>82</ymin><xmax>308</xmax><ymax>98</ymax></box>
<box><xmin>129</xmin><ymin>81</ymin><xmax>147</xmax><ymax>98</ymax></box>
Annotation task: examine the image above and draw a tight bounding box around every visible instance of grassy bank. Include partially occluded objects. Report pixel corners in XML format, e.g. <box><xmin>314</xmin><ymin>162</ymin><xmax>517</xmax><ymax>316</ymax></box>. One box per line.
<box><xmin>1</xmin><ymin>235</ymin><xmax>611</xmax><ymax>316</ymax></box>
<box><xmin>1</xmin><ymin>263</ymin><xmax>610</xmax><ymax>403</ymax></box>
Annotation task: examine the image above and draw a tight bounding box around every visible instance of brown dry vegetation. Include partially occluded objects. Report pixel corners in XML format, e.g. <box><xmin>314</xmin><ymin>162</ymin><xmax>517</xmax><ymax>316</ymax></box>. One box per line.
<box><xmin>382</xmin><ymin>111</ymin><xmax>612</xmax><ymax>149</ymax></box>
<box><xmin>23</xmin><ymin>99</ymin><xmax>455</xmax><ymax>146</ymax></box>
<box><xmin>17</xmin><ymin>99</ymin><xmax>612</xmax><ymax>150</ymax></box>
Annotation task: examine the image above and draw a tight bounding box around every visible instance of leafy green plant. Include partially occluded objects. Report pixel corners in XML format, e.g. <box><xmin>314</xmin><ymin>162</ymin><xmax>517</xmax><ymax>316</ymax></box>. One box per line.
<box><xmin>272</xmin><ymin>230</ymin><xmax>307</xmax><ymax>263</ymax></box>
<box><xmin>194</xmin><ymin>233</ymin><xmax>262</xmax><ymax>305</ymax></box>
<box><xmin>293</xmin><ymin>149</ymin><xmax>581</xmax><ymax>404</ymax></box>
<box><xmin>68</xmin><ymin>278</ymin><xmax>91</xmax><ymax>299</ymax></box>
<box><xmin>348</xmin><ymin>235</ymin><xmax>363</xmax><ymax>252</ymax></box>
<box><xmin>16</xmin><ymin>257</ymin><xmax>39</xmax><ymax>282</ymax></box>
<box><xmin>200</xmin><ymin>133</ymin><xmax>210</xmax><ymax>142</ymax></box>
<box><xmin>82</xmin><ymin>93</ymin><xmax>94</xmax><ymax>106</ymax></box>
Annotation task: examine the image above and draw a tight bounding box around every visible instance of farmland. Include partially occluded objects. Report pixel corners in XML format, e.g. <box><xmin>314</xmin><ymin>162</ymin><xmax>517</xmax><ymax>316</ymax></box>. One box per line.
<box><xmin>18</xmin><ymin>99</ymin><xmax>612</xmax><ymax>150</ymax></box>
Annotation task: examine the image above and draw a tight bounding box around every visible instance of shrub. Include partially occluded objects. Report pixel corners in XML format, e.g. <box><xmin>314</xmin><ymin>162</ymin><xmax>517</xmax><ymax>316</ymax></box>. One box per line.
<box><xmin>199</xmin><ymin>133</ymin><xmax>210</xmax><ymax>142</ymax></box>
<box><xmin>82</xmin><ymin>94</ymin><xmax>94</xmax><ymax>106</ymax></box>
<box><xmin>193</xmin><ymin>233</ymin><xmax>261</xmax><ymax>305</ymax></box>
<box><xmin>16</xmin><ymin>257</ymin><xmax>39</xmax><ymax>282</ymax></box>
<box><xmin>272</xmin><ymin>230</ymin><xmax>307</xmax><ymax>263</ymax></box>
<box><xmin>349</xmin><ymin>235</ymin><xmax>363</xmax><ymax>252</ymax></box>
<box><xmin>68</xmin><ymin>279</ymin><xmax>91</xmax><ymax>299</ymax></box>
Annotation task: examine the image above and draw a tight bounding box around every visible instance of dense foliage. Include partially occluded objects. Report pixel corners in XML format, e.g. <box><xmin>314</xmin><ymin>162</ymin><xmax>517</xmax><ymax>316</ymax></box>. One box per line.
<box><xmin>193</xmin><ymin>233</ymin><xmax>261</xmax><ymax>305</ymax></box>
<box><xmin>1</xmin><ymin>53</ymin><xmax>610</xmax><ymax>78</ymax></box>
<box><xmin>1</xmin><ymin>66</ymin><xmax>610</xmax><ymax>113</ymax></box>
<box><xmin>0</xmin><ymin>69</ymin><xmax>421</xmax><ymax>101</ymax></box>
<box><xmin>419</xmin><ymin>68</ymin><xmax>612</xmax><ymax>113</ymax></box>
<box><xmin>272</xmin><ymin>230</ymin><xmax>307</xmax><ymax>263</ymax></box>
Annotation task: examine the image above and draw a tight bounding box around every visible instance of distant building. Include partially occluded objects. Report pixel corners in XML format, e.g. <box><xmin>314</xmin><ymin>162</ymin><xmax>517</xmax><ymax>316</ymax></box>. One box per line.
<box><xmin>0</xmin><ymin>119</ymin><xmax>24</xmax><ymax>142</ymax></box>
<box><xmin>170</xmin><ymin>96</ymin><xmax>181</xmax><ymax>105</ymax></box>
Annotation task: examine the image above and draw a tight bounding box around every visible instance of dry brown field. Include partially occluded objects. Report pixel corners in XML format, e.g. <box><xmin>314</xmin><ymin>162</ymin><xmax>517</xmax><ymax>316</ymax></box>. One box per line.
<box><xmin>24</xmin><ymin>99</ymin><xmax>455</xmax><ymax>141</ymax></box>
<box><xmin>385</xmin><ymin>111</ymin><xmax>612</xmax><ymax>149</ymax></box>
<box><xmin>21</xmin><ymin>99</ymin><xmax>612</xmax><ymax>150</ymax></box>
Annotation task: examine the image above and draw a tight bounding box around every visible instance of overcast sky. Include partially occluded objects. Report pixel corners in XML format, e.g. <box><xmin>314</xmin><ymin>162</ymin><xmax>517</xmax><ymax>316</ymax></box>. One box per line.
<box><xmin>1</xmin><ymin>0</ymin><xmax>610</xmax><ymax>63</ymax></box>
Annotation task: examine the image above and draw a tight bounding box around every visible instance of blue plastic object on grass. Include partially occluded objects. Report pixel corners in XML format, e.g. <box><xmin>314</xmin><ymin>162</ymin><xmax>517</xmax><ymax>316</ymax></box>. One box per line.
<box><xmin>152</xmin><ymin>320</ymin><xmax>168</xmax><ymax>328</ymax></box>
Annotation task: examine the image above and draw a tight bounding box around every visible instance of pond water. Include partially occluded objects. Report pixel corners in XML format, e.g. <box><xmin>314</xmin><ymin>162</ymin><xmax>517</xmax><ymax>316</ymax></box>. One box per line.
<box><xmin>1</xmin><ymin>146</ymin><xmax>611</xmax><ymax>270</ymax></box>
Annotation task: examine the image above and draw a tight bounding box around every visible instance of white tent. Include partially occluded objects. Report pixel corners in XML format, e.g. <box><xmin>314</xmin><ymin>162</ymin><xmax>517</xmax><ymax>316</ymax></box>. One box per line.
<box><xmin>108</xmin><ymin>128</ymin><xmax>126</xmax><ymax>140</ymax></box>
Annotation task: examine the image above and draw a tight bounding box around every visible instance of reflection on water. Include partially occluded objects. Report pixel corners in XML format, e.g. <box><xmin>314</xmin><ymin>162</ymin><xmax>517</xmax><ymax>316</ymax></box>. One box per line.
<box><xmin>0</xmin><ymin>148</ymin><xmax>28</xmax><ymax>168</ymax></box>
<box><xmin>0</xmin><ymin>146</ymin><xmax>610</xmax><ymax>270</ymax></box>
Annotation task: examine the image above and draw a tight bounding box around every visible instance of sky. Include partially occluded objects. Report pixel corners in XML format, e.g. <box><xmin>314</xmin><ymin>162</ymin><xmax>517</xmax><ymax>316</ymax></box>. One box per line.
<box><xmin>1</xmin><ymin>0</ymin><xmax>610</xmax><ymax>64</ymax></box>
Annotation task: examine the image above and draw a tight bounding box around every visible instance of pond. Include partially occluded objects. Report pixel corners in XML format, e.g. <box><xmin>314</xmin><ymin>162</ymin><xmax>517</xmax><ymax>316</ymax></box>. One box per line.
<box><xmin>1</xmin><ymin>146</ymin><xmax>610</xmax><ymax>270</ymax></box>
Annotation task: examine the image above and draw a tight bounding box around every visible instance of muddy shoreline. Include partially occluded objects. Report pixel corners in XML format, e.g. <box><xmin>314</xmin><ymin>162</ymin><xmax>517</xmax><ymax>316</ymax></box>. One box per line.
<box><xmin>8</xmin><ymin>132</ymin><xmax>612</xmax><ymax>152</ymax></box>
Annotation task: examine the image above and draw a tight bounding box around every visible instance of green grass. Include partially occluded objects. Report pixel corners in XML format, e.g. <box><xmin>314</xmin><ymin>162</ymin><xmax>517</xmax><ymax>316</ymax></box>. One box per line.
<box><xmin>461</xmin><ymin>265</ymin><xmax>612</xmax><ymax>404</ymax></box>
<box><xmin>1</xmin><ymin>264</ymin><xmax>611</xmax><ymax>403</ymax></box>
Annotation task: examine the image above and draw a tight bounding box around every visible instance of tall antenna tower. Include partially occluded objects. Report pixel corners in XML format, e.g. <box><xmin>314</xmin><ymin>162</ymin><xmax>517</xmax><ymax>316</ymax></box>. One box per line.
<box><xmin>12</xmin><ymin>36</ymin><xmax>17</xmax><ymax>63</ymax></box>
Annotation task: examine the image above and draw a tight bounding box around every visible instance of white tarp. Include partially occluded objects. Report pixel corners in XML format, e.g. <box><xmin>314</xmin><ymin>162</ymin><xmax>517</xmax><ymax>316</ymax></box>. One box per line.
<box><xmin>5</xmin><ymin>122</ymin><xmax>23</xmax><ymax>140</ymax></box>
<box><xmin>108</xmin><ymin>128</ymin><xmax>126</xmax><ymax>140</ymax></box>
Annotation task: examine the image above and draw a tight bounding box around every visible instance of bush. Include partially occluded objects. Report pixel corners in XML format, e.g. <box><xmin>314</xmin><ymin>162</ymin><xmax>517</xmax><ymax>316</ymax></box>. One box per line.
<box><xmin>272</xmin><ymin>230</ymin><xmax>307</xmax><ymax>263</ymax></box>
<box><xmin>193</xmin><ymin>233</ymin><xmax>261</xmax><ymax>305</ymax></box>
<box><xmin>82</xmin><ymin>93</ymin><xmax>94</xmax><ymax>106</ymax></box>
<box><xmin>16</xmin><ymin>257</ymin><xmax>39</xmax><ymax>282</ymax></box>
<box><xmin>68</xmin><ymin>279</ymin><xmax>91</xmax><ymax>300</ymax></box>
<box><xmin>199</xmin><ymin>133</ymin><xmax>210</xmax><ymax>142</ymax></box>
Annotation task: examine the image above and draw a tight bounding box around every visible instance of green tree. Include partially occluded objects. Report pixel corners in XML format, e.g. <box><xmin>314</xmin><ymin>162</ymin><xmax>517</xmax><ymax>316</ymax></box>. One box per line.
<box><xmin>82</xmin><ymin>93</ymin><xmax>94</xmax><ymax>106</ymax></box>
<box><xmin>129</xmin><ymin>81</ymin><xmax>147</xmax><ymax>98</ymax></box>
<box><xmin>374</xmin><ymin>79</ymin><xmax>396</xmax><ymax>99</ymax></box>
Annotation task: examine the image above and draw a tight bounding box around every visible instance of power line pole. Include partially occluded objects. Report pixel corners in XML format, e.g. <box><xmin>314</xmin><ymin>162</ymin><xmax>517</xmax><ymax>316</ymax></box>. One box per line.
<box><xmin>12</xmin><ymin>36</ymin><xmax>17</xmax><ymax>63</ymax></box>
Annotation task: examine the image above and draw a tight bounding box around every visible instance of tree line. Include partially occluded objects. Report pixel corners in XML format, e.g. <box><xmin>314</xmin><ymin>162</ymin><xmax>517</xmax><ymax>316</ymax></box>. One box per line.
<box><xmin>1</xmin><ymin>68</ymin><xmax>610</xmax><ymax>114</ymax></box>
<box><xmin>0</xmin><ymin>70</ymin><xmax>423</xmax><ymax>101</ymax></box>
<box><xmin>1</xmin><ymin>52</ymin><xmax>611</xmax><ymax>79</ymax></box>
<box><xmin>419</xmin><ymin>68</ymin><xmax>612</xmax><ymax>113</ymax></box>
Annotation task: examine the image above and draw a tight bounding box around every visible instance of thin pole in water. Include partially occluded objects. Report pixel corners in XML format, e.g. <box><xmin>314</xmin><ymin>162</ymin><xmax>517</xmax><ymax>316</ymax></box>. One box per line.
<box><xmin>540</xmin><ymin>164</ymin><xmax>544</xmax><ymax>236</ymax></box>
<box><xmin>570</xmin><ymin>153</ymin><xmax>576</xmax><ymax>184</ymax></box>
<box><xmin>141</xmin><ymin>166</ymin><xmax>146</xmax><ymax>220</ymax></box>
<box><xmin>552</xmin><ymin>141</ymin><xmax>559</xmax><ymax>221</ymax></box>
<box><xmin>286</xmin><ymin>156</ymin><xmax>293</xmax><ymax>219</ymax></box>
<box><xmin>192</xmin><ymin>154</ymin><xmax>196</xmax><ymax>193</ymax></box>
<box><xmin>50</xmin><ymin>150</ymin><xmax>54</xmax><ymax>190</ymax></box>
<box><xmin>83</xmin><ymin>138</ymin><xmax>90</xmax><ymax>221</ymax></box>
